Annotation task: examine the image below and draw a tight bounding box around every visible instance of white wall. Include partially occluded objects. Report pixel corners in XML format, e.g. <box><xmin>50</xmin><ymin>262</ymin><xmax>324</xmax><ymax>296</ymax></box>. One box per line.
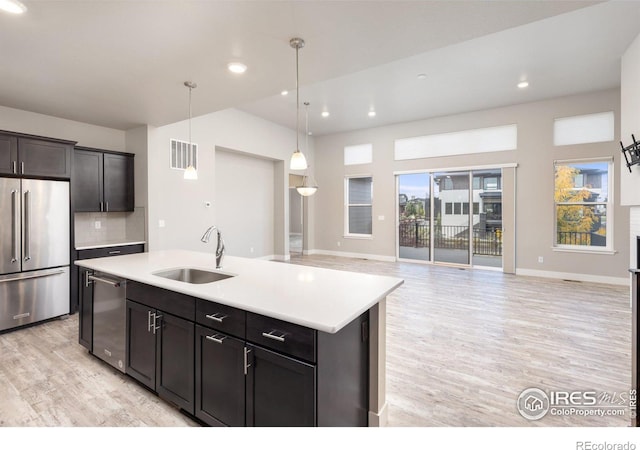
<box><xmin>215</xmin><ymin>148</ymin><xmax>275</xmax><ymax>258</ymax></box>
<box><xmin>0</xmin><ymin>105</ymin><xmax>125</xmax><ymax>150</ymax></box>
<box><xmin>313</xmin><ymin>89</ymin><xmax>629</xmax><ymax>284</ymax></box>
<box><xmin>146</xmin><ymin>108</ymin><xmax>311</xmax><ymax>259</ymax></box>
<box><xmin>621</xmin><ymin>32</ymin><xmax>640</xmax><ymax>207</ymax></box>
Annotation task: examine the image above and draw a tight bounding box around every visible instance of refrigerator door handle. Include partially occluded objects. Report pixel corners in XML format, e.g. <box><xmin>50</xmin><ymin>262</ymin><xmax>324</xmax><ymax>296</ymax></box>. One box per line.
<box><xmin>0</xmin><ymin>268</ymin><xmax>66</xmax><ymax>284</ymax></box>
<box><xmin>11</xmin><ymin>190</ymin><xmax>19</xmax><ymax>263</ymax></box>
<box><xmin>23</xmin><ymin>190</ymin><xmax>31</xmax><ymax>262</ymax></box>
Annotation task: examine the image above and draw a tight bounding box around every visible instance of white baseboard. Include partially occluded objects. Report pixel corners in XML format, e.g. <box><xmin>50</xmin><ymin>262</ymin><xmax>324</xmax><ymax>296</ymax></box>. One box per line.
<box><xmin>516</xmin><ymin>268</ymin><xmax>628</xmax><ymax>286</ymax></box>
<box><xmin>307</xmin><ymin>249</ymin><xmax>396</xmax><ymax>263</ymax></box>
<box><xmin>262</xmin><ymin>254</ymin><xmax>289</xmax><ymax>261</ymax></box>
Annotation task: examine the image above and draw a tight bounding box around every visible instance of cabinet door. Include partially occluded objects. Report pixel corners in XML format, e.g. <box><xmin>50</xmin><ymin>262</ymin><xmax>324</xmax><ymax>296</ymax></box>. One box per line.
<box><xmin>73</xmin><ymin>149</ymin><xmax>103</xmax><ymax>212</ymax></box>
<box><xmin>195</xmin><ymin>325</ymin><xmax>245</xmax><ymax>426</ymax></box>
<box><xmin>125</xmin><ymin>300</ymin><xmax>156</xmax><ymax>390</ymax></box>
<box><xmin>78</xmin><ymin>268</ymin><xmax>93</xmax><ymax>350</ymax></box>
<box><xmin>19</xmin><ymin>138</ymin><xmax>71</xmax><ymax>178</ymax></box>
<box><xmin>246</xmin><ymin>345</ymin><xmax>316</xmax><ymax>427</ymax></box>
<box><xmin>103</xmin><ymin>153</ymin><xmax>134</xmax><ymax>212</ymax></box>
<box><xmin>156</xmin><ymin>312</ymin><xmax>195</xmax><ymax>414</ymax></box>
<box><xmin>0</xmin><ymin>134</ymin><xmax>18</xmax><ymax>175</ymax></box>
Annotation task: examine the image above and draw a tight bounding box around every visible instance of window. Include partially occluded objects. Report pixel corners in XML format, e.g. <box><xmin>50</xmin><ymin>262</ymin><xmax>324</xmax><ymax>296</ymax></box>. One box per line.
<box><xmin>445</xmin><ymin>202</ymin><xmax>453</xmax><ymax>215</ymax></box>
<box><xmin>462</xmin><ymin>202</ymin><xmax>469</xmax><ymax>215</ymax></box>
<box><xmin>473</xmin><ymin>202</ymin><xmax>480</xmax><ymax>215</ymax></box>
<box><xmin>453</xmin><ymin>203</ymin><xmax>461</xmax><ymax>215</ymax></box>
<box><xmin>483</xmin><ymin>177</ymin><xmax>499</xmax><ymax>190</ymax></box>
<box><xmin>554</xmin><ymin>159</ymin><xmax>612</xmax><ymax>250</ymax></box>
<box><xmin>344</xmin><ymin>144</ymin><xmax>373</xmax><ymax>165</ymax></box>
<box><xmin>345</xmin><ymin>176</ymin><xmax>373</xmax><ymax>236</ymax></box>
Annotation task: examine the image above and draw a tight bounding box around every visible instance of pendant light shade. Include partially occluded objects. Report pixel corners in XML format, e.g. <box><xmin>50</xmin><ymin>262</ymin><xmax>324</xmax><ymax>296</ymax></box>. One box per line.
<box><xmin>289</xmin><ymin>37</ymin><xmax>308</xmax><ymax>171</ymax></box>
<box><xmin>184</xmin><ymin>81</ymin><xmax>198</xmax><ymax>180</ymax></box>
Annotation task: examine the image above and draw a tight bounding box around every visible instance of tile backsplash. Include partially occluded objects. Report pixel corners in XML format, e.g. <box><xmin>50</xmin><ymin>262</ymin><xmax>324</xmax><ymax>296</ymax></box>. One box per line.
<box><xmin>75</xmin><ymin>207</ymin><xmax>146</xmax><ymax>246</ymax></box>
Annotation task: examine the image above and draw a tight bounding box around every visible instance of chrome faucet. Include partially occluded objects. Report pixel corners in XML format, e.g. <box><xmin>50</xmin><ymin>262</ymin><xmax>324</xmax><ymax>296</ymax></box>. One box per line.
<box><xmin>201</xmin><ymin>226</ymin><xmax>225</xmax><ymax>269</ymax></box>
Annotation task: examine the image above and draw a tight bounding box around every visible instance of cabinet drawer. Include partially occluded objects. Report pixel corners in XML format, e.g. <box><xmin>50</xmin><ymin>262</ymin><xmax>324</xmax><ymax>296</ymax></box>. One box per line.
<box><xmin>246</xmin><ymin>312</ymin><xmax>316</xmax><ymax>363</ymax></box>
<box><xmin>126</xmin><ymin>281</ymin><xmax>195</xmax><ymax>321</ymax></box>
<box><xmin>77</xmin><ymin>244</ymin><xmax>144</xmax><ymax>260</ymax></box>
<box><xmin>196</xmin><ymin>299</ymin><xmax>245</xmax><ymax>339</ymax></box>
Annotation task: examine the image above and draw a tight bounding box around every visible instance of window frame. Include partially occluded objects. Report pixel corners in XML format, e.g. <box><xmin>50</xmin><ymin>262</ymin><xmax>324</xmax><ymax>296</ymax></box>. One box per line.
<box><xmin>344</xmin><ymin>175</ymin><xmax>373</xmax><ymax>238</ymax></box>
<box><xmin>553</xmin><ymin>157</ymin><xmax>614</xmax><ymax>253</ymax></box>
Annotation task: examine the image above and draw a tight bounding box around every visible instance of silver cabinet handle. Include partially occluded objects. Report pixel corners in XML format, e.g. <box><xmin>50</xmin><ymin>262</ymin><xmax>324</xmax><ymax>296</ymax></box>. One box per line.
<box><xmin>12</xmin><ymin>161</ymin><xmax>16</xmax><ymax>174</ymax></box>
<box><xmin>205</xmin><ymin>313</ymin><xmax>227</xmax><ymax>323</ymax></box>
<box><xmin>105</xmin><ymin>202</ymin><xmax>109</xmax><ymax>212</ymax></box>
<box><xmin>147</xmin><ymin>311</ymin><xmax>153</xmax><ymax>333</ymax></box>
<box><xmin>205</xmin><ymin>334</ymin><xmax>226</xmax><ymax>344</ymax></box>
<box><xmin>23</xmin><ymin>190</ymin><xmax>30</xmax><ymax>261</ymax></box>
<box><xmin>153</xmin><ymin>314</ymin><xmax>162</xmax><ymax>334</ymax></box>
<box><xmin>261</xmin><ymin>331</ymin><xmax>286</xmax><ymax>342</ymax></box>
<box><xmin>108</xmin><ymin>250</ymin><xmax>121</xmax><ymax>255</ymax></box>
<box><xmin>11</xmin><ymin>190</ymin><xmax>18</xmax><ymax>263</ymax></box>
<box><xmin>20</xmin><ymin>161</ymin><xmax>24</xmax><ymax>174</ymax></box>
<box><xmin>84</xmin><ymin>270</ymin><xmax>93</xmax><ymax>288</ymax></box>
<box><xmin>243</xmin><ymin>347</ymin><xmax>251</xmax><ymax>375</ymax></box>
<box><xmin>100</xmin><ymin>202</ymin><xmax>103</xmax><ymax>212</ymax></box>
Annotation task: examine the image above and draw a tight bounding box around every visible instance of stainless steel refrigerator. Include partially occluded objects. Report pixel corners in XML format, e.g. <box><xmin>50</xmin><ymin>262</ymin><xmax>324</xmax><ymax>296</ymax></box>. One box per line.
<box><xmin>0</xmin><ymin>177</ymin><xmax>70</xmax><ymax>332</ymax></box>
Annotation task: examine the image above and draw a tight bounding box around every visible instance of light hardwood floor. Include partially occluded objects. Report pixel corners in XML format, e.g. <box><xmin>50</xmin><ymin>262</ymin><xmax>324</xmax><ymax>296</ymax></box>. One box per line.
<box><xmin>0</xmin><ymin>255</ymin><xmax>632</xmax><ymax>426</ymax></box>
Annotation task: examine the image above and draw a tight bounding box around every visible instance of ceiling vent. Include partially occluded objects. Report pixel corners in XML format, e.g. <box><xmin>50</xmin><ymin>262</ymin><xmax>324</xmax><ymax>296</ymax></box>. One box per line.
<box><xmin>170</xmin><ymin>138</ymin><xmax>198</xmax><ymax>171</ymax></box>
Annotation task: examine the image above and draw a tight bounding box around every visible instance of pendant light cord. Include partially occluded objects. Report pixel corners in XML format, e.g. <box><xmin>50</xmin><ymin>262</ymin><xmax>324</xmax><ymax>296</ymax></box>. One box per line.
<box><xmin>295</xmin><ymin>44</ymin><xmax>300</xmax><ymax>152</ymax></box>
<box><xmin>188</xmin><ymin>85</ymin><xmax>192</xmax><ymax>166</ymax></box>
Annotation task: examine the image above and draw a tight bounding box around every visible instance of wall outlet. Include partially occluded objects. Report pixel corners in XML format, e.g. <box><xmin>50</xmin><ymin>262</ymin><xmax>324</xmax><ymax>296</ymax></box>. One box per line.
<box><xmin>159</xmin><ymin>219</ymin><xmax>166</xmax><ymax>228</ymax></box>
<box><xmin>538</xmin><ymin>256</ymin><xmax>544</xmax><ymax>263</ymax></box>
<box><xmin>378</xmin><ymin>215</ymin><xmax>385</xmax><ymax>221</ymax></box>
<box><xmin>94</xmin><ymin>221</ymin><xmax>101</xmax><ymax>230</ymax></box>
<box><xmin>337</xmin><ymin>241</ymin><xmax>341</xmax><ymax>247</ymax></box>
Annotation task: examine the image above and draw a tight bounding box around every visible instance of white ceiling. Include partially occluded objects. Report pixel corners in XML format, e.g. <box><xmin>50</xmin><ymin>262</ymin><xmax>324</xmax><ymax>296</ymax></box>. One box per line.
<box><xmin>1</xmin><ymin>1</ymin><xmax>638</xmax><ymax>136</ymax></box>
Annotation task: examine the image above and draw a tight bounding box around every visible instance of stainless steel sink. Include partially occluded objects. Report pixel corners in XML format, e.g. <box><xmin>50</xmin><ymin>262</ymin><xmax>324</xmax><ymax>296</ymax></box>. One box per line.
<box><xmin>152</xmin><ymin>268</ymin><xmax>234</xmax><ymax>284</ymax></box>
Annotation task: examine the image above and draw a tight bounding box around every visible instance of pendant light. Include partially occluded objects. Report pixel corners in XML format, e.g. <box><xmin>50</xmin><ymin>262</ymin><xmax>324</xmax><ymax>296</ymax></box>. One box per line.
<box><xmin>297</xmin><ymin>102</ymin><xmax>318</xmax><ymax>196</ymax></box>
<box><xmin>183</xmin><ymin>81</ymin><xmax>198</xmax><ymax>180</ymax></box>
<box><xmin>289</xmin><ymin>37</ymin><xmax>308</xmax><ymax>171</ymax></box>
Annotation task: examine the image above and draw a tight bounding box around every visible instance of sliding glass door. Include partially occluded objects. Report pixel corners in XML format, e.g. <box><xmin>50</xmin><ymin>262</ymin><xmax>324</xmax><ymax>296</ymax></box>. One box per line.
<box><xmin>433</xmin><ymin>171</ymin><xmax>470</xmax><ymax>265</ymax></box>
<box><xmin>397</xmin><ymin>168</ymin><xmax>503</xmax><ymax>268</ymax></box>
<box><xmin>398</xmin><ymin>173</ymin><xmax>430</xmax><ymax>261</ymax></box>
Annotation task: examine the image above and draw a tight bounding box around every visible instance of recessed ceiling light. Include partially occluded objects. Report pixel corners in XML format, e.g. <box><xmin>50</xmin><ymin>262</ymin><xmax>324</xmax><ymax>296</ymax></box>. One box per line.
<box><xmin>227</xmin><ymin>62</ymin><xmax>247</xmax><ymax>74</ymax></box>
<box><xmin>321</xmin><ymin>111</ymin><xmax>330</xmax><ymax>118</ymax></box>
<box><xmin>517</xmin><ymin>81</ymin><xmax>529</xmax><ymax>89</ymax></box>
<box><xmin>417</xmin><ymin>73</ymin><xmax>427</xmax><ymax>80</ymax></box>
<box><xmin>281</xmin><ymin>90</ymin><xmax>288</xmax><ymax>96</ymax></box>
<box><xmin>0</xmin><ymin>0</ymin><xmax>27</xmax><ymax>14</ymax></box>
<box><xmin>368</xmin><ymin>110</ymin><xmax>376</xmax><ymax>117</ymax></box>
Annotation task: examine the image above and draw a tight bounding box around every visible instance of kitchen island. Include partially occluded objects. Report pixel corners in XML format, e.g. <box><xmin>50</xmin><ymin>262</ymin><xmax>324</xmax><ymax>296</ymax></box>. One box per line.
<box><xmin>75</xmin><ymin>250</ymin><xmax>403</xmax><ymax>427</ymax></box>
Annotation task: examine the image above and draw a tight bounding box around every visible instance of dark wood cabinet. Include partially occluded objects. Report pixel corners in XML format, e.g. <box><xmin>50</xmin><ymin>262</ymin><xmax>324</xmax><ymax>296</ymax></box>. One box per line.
<box><xmin>126</xmin><ymin>299</ymin><xmax>157</xmax><ymax>390</ymax></box>
<box><xmin>0</xmin><ymin>134</ymin><xmax>17</xmax><ymax>175</ymax></box>
<box><xmin>78</xmin><ymin>268</ymin><xmax>94</xmax><ymax>350</ymax></box>
<box><xmin>246</xmin><ymin>344</ymin><xmax>316</xmax><ymax>427</ymax></box>
<box><xmin>73</xmin><ymin>147</ymin><xmax>134</xmax><ymax>212</ymax></box>
<box><xmin>156</xmin><ymin>312</ymin><xmax>195</xmax><ymax>413</ymax></box>
<box><xmin>125</xmin><ymin>297</ymin><xmax>195</xmax><ymax>415</ymax></box>
<box><xmin>122</xmin><ymin>280</ymin><xmax>369</xmax><ymax>427</ymax></box>
<box><xmin>0</xmin><ymin>132</ymin><xmax>73</xmax><ymax>178</ymax></box>
<box><xmin>195</xmin><ymin>326</ymin><xmax>246</xmax><ymax>426</ymax></box>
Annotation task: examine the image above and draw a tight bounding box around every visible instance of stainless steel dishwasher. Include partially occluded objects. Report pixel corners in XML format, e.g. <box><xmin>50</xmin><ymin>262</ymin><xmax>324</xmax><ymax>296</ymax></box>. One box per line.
<box><xmin>88</xmin><ymin>271</ymin><xmax>127</xmax><ymax>373</ymax></box>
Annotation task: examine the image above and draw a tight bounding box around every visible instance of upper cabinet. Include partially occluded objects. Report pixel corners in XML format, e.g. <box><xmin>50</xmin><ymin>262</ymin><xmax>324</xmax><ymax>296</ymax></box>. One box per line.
<box><xmin>73</xmin><ymin>147</ymin><xmax>135</xmax><ymax>212</ymax></box>
<box><xmin>0</xmin><ymin>132</ymin><xmax>73</xmax><ymax>179</ymax></box>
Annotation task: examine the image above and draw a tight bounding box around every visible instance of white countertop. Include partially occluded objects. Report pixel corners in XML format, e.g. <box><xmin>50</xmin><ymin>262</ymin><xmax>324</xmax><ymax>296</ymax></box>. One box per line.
<box><xmin>75</xmin><ymin>250</ymin><xmax>404</xmax><ymax>334</ymax></box>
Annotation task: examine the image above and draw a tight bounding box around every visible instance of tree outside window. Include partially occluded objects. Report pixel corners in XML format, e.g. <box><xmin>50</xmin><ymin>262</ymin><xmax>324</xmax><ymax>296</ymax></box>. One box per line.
<box><xmin>554</xmin><ymin>160</ymin><xmax>610</xmax><ymax>249</ymax></box>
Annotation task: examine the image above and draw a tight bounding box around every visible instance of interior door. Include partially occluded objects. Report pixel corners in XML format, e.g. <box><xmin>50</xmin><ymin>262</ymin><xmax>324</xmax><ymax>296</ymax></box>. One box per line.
<box><xmin>21</xmin><ymin>179</ymin><xmax>70</xmax><ymax>272</ymax></box>
<box><xmin>0</xmin><ymin>178</ymin><xmax>21</xmax><ymax>275</ymax></box>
